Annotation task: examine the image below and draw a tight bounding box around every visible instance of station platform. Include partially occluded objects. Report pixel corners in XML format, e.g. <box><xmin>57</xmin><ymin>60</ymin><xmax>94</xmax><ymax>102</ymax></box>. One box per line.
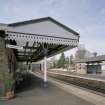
<box><xmin>2</xmin><ymin>73</ymin><xmax>93</xmax><ymax>105</ymax></box>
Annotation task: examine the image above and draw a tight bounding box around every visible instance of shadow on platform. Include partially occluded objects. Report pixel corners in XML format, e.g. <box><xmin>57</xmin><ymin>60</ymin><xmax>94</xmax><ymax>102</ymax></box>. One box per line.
<box><xmin>15</xmin><ymin>73</ymin><xmax>44</xmax><ymax>93</ymax></box>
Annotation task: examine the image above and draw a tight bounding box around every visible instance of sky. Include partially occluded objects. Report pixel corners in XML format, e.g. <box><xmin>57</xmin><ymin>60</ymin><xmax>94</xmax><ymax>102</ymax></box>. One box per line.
<box><xmin>0</xmin><ymin>0</ymin><xmax>105</xmax><ymax>57</ymax></box>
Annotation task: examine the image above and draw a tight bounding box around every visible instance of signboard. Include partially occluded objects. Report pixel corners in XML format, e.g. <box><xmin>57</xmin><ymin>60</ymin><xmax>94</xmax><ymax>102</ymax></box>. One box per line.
<box><xmin>6</xmin><ymin>44</ymin><xmax>23</xmax><ymax>50</ymax></box>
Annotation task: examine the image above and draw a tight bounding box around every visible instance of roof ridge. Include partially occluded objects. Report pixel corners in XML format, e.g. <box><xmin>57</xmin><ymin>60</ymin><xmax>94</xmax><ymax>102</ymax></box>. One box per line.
<box><xmin>8</xmin><ymin>17</ymin><xmax>50</xmax><ymax>26</ymax></box>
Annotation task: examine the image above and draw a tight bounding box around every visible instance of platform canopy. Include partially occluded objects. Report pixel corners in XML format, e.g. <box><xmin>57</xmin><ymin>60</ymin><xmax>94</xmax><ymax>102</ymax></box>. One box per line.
<box><xmin>2</xmin><ymin>17</ymin><xmax>79</xmax><ymax>62</ymax></box>
<box><xmin>75</xmin><ymin>55</ymin><xmax>105</xmax><ymax>63</ymax></box>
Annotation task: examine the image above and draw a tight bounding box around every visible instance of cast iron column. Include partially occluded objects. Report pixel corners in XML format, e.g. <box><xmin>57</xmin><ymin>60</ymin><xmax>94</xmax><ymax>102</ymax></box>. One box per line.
<box><xmin>43</xmin><ymin>48</ymin><xmax>48</xmax><ymax>87</ymax></box>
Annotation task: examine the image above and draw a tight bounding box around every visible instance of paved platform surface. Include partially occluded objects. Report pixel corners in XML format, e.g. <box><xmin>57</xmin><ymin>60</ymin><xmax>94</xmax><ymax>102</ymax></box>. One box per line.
<box><xmin>1</xmin><ymin>74</ymin><xmax>94</xmax><ymax>105</ymax></box>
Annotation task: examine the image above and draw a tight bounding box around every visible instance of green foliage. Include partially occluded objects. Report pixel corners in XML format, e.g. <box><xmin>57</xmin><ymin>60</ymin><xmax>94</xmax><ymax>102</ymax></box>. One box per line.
<box><xmin>65</xmin><ymin>57</ymin><xmax>69</xmax><ymax>69</ymax></box>
<box><xmin>70</xmin><ymin>55</ymin><xmax>74</xmax><ymax>65</ymax></box>
<box><xmin>53</xmin><ymin>61</ymin><xmax>57</xmax><ymax>68</ymax></box>
<box><xmin>57</xmin><ymin>53</ymin><xmax>66</xmax><ymax>68</ymax></box>
<box><xmin>4</xmin><ymin>78</ymin><xmax>15</xmax><ymax>92</ymax></box>
<box><xmin>51</xmin><ymin>53</ymin><xmax>74</xmax><ymax>69</ymax></box>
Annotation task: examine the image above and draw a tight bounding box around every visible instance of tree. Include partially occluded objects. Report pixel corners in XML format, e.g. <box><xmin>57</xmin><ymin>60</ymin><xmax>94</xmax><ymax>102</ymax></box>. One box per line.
<box><xmin>70</xmin><ymin>54</ymin><xmax>74</xmax><ymax>65</ymax></box>
<box><xmin>75</xmin><ymin>44</ymin><xmax>91</xmax><ymax>60</ymax></box>
<box><xmin>57</xmin><ymin>53</ymin><xmax>66</xmax><ymax>68</ymax></box>
<box><xmin>50</xmin><ymin>56</ymin><xmax>57</xmax><ymax>68</ymax></box>
<box><xmin>75</xmin><ymin>49</ymin><xmax>86</xmax><ymax>60</ymax></box>
<box><xmin>93</xmin><ymin>52</ymin><xmax>97</xmax><ymax>57</ymax></box>
<box><xmin>53</xmin><ymin>60</ymin><xmax>57</xmax><ymax>68</ymax></box>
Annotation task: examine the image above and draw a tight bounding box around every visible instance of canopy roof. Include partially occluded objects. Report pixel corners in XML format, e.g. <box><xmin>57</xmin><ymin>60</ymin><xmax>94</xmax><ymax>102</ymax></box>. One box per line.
<box><xmin>75</xmin><ymin>55</ymin><xmax>105</xmax><ymax>63</ymax></box>
<box><xmin>1</xmin><ymin>17</ymin><xmax>79</xmax><ymax>62</ymax></box>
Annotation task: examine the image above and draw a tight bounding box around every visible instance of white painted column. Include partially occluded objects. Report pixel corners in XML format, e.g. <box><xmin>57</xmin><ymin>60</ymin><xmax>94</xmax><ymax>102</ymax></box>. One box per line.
<box><xmin>44</xmin><ymin>56</ymin><xmax>47</xmax><ymax>83</ymax></box>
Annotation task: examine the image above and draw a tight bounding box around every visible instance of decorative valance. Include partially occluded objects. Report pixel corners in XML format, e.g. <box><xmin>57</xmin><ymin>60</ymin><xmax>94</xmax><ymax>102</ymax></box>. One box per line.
<box><xmin>5</xmin><ymin>31</ymin><xmax>78</xmax><ymax>46</ymax></box>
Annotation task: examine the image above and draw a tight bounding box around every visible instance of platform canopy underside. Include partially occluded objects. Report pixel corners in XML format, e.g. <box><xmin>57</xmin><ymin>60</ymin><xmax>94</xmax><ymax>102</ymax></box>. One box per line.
<box><xmin>2</xmin><ymin>17</ymin><xmax>79</xmax><ymax>62</ymax></box>
<box><xmin>5</xmin><ymin>31</ymin><xmax>78</xmax><ymax>62</ymax></box>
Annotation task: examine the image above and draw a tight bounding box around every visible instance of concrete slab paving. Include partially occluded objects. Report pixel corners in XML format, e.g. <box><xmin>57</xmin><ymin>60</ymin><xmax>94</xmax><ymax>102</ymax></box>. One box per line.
<box><xmin>33</xmin><ymin>72</ymin><xmax>105</xmax><ymax>105</ymax></box>
<box><xmin>1</xmin><ymin>74</ymin><xmax>94</xmax><ymax>105</ymax></box>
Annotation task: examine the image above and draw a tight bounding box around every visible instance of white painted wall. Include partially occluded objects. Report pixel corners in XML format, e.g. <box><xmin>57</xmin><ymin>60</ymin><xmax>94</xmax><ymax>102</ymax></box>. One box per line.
<box><xmin>102</xmin><ymin>65</ymin><xmax>105</xmax><ymax>70</ymax></box>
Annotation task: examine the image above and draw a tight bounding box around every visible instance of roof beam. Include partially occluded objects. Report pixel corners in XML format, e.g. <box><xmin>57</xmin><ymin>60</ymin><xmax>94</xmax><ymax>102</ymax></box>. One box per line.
<box><xmin>30</xmin><ymin>43</ymin><xmax>42</xmax><ymax>60</ymax></box>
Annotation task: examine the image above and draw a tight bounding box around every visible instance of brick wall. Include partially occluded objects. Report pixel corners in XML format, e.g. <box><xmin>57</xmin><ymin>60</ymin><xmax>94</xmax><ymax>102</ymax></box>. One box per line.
<box><xmin>0</xmin><ymin>37</ymin><xmax>17</xmax><ymax>97</ymax></box>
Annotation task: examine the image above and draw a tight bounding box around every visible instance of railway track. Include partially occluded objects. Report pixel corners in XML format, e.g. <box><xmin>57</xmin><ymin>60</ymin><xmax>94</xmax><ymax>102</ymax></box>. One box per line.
<box><xmin>48</xmin><ymin>71</ymin><xmax>105</xmax><ymax>95</ymax></box>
